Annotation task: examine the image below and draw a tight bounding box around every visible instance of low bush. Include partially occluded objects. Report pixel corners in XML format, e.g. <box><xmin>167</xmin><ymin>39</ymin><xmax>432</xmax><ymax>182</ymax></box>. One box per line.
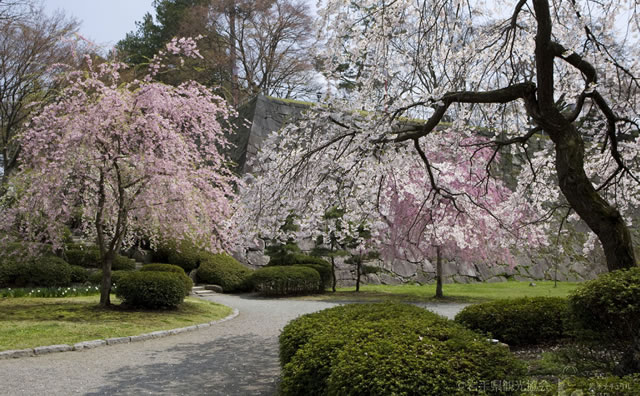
<box><xmin>115</xmin><ymin>271</ymin><xmax>185</xmax><ymax>308</ymax></box>
<box><xmin>279</xmin><ymin>303</ymin><xmax>525</xmax><ymax>396</ymax></box>
<box><xmin>454</xmin><ymin>297</ymin><xmax>569</xmax><ymax>346</ymax></box>
<box><xmin>69</xmin><ymin>265</ymin><xmax>89</xmax><ymax>283</ymax></box>
<box><xmin>151</xmin><ymin>239</ymin><xmax>205</xmax><ymax>273</ymax></box>
<box><xmin>0</xmin><ymin>255</ymin><xmax>72</xmax><ymax>287</ymax></box>
<box><xmin>64</xmin><ymin>247</ymin><xmax>136</xmax><ymax>271</ymax></box>
<box><xmin>248</xmin><ymin>266</ymin><xmax>321</xmax><ymax>296</ymax></box>
<box><xmin>568</xmin><ymin>267</ymin><xmax>640</xmax><ymax>342</ymax></box>
<box><xmin>196</xmin><ymin>253</ymin><xmax>252</xmax><ymax>292</ymax></box>
<box><xmin>267</xmin><ymin>253</ymin><xmax>331</xmax><ymax>291</ymax></box>
<box><xmin>141</xmin><ymin>263</ymin><xmax>193</xmax><ymax>296</ymax></box>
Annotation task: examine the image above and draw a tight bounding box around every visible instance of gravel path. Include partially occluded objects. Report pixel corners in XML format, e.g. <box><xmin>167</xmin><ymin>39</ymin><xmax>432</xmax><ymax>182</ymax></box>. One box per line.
<box><xmin>0</xmin><ymin>294</ymin><xmax>468</xmax><ymax>396</ymax></box>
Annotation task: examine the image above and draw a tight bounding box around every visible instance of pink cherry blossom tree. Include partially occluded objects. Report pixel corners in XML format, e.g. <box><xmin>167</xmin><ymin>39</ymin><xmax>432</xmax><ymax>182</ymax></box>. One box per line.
<box><xmin>235</xmin><ymin>109</ymin><xmax>548</xmax><ymax>297</ymax></box>
<box><xmin>378</xmin><ymin>135</ymin><xmax>547</xmax><ymax>297</ymax></box>
<box><xmin>0</xmin><ymin>38</ymin><xmax>239</xmax><ymax>306</ymax></box>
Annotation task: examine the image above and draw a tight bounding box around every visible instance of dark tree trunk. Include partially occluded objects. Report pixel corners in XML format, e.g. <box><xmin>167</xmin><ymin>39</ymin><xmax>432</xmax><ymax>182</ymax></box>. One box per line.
<box><xmin>435</xmin><ymin>246</ymin><xmax>443</xmax><ymax>299</ymax></box>
<box><xmin>99</xmin><ymin>253</ymin><xmax>113</xmax><ymax>306</ymax></box>
<box><xmin>532</xmin><ymin>0</ymin><xmax>637</xmax><ymax>272</ymax></box>
<box><xmin>330</xmin><ymin>255</ymin><xmax>336</xmax><ymax>292</ymax></box>
<box><xmin>355</xmin><ymin>257</ymin><xmax>361</xmax><ymax>292</ymax></box>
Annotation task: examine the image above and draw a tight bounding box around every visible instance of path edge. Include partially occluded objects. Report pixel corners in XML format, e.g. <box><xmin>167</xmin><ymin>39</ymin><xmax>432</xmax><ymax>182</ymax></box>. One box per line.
<box><xmin>0</xmin><ymin>306</ymin><xmax>239</xmax><ymax>360</ymax></box>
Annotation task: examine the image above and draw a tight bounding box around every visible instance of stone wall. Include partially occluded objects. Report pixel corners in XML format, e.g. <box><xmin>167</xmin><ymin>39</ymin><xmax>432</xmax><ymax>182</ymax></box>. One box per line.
<box><xmin>231</xmin><ymin>95</ymin><xmax>620</xmax><ymax>285</ymax></box>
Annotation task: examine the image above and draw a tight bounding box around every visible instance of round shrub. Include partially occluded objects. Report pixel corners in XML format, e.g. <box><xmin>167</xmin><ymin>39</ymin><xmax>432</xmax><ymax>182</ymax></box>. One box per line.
<box><xmin>70</xmin><ymin>265</ymin><xmax>89</xmax><ymax>283</ymax></box>
<box><xmin>141</xmin><ymin>263</ymin><xmax>193</xmax><ymax>296</ymax></box>
<box><xmin>279</xmin><ymin>303</ymin><xmax>525</xmax><ymax>396</ymax></box>
<box><xmin>64</xmin><ymin>247</ymin><xmax>136</xmax><ymax>270</ymax></box>
<box><xmin>568</xmin><ymin>267</ymin><xmax>640</xmax><ymax>342</ymax></box>
<box><xmin>196</xmin><ymin>253</ymin><xmax>252</xmax><ymax>292</ymax></box>
<box><xmin>248</xmin><ymin>266</ymin><xmax>321</xmax><ymax>296</ymax></box>
<box><xmin>152</xmin><ymin>239</ymin><xmax>205</xmax><ymax>272</ymax></box>
<box><xmin>454</xmin><ymin>297</ymin><xmax>568</xmax><ymax>346</ymax></box>
<box><xmin>115</xmin><ymin>271</ymin><xmax>185</xmax><ymax>308</ymax></box>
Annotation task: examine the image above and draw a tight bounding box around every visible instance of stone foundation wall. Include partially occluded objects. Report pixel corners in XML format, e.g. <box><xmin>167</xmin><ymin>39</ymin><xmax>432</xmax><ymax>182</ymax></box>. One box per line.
<box><xmin>232</xmin><ymin>241</ymin><xmax>607</xmax><ymax>286</ymax></box>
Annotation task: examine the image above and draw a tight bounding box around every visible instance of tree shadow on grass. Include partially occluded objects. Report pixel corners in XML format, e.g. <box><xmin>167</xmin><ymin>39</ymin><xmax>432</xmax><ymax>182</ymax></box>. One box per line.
<box><xmin>85</xmin><ymin>334</ymin><xmax>280</xmax><ymax>396</ymax></box>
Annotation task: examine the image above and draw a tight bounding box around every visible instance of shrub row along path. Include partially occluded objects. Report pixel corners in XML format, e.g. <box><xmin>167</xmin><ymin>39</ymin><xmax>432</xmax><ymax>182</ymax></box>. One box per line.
<box><xmin>0</xmin><ymin>294</ymin><xmax>468</xmax><ymax>396</ymax></box>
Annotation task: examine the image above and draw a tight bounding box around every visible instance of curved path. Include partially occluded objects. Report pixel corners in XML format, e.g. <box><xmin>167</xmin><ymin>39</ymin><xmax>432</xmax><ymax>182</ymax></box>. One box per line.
<box><xmin>0</xmin><ymin>294</ymin><xmax>468</xmax><ymax>396</ymax></box>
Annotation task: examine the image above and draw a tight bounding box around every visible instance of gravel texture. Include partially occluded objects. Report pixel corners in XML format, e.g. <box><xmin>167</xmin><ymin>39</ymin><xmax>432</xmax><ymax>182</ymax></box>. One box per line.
<box><xmin>0</xmin><ymin>294</ymin><xmax>468</xmax><ymax>395</ymax></box>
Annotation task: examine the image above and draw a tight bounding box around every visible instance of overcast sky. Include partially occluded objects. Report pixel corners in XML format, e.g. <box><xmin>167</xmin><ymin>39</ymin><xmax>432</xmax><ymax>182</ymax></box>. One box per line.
<box><xmin>43</xmin><ymin>0</ymin><xmax>156</xmax><ymax>50</ymax></box>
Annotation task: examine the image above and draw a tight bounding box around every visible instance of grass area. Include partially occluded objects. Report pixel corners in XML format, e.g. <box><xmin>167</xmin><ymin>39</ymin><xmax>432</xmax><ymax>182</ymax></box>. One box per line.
<box><xmin>297</xmin><ymin>281</ymin><xmax>582</xmax><ymax>303</ymax></box>
<box><xmin>0</xmin><ymin>296</ymin><xmax>233</xmax><ymax>351</ymax></box>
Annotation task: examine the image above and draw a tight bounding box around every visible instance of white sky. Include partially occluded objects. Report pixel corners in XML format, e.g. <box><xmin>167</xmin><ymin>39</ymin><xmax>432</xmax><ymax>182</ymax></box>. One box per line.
<box><xmin>43</xmin><ymin>0</ymin><xmax>156</xmax><ymax>50</ymax></box>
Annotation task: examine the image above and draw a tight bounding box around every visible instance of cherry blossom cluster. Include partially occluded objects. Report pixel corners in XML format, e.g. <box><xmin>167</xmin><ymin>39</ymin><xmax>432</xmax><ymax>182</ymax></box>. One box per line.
<box><xmin>1</xmin><ymin>38</ymin><xmax>238</xmax><ymax>254</ymax></box>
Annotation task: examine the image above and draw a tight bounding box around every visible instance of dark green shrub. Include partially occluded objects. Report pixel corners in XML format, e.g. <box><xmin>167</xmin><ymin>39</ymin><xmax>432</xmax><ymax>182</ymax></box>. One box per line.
<box><xmin>88</xmin><ymin>270</ymin><xmax>128</xmax><ymax>286</ymax></box>
<box><xmin>568</xmin><ymin>267</ymin><xmax>640</xmax><ymax>342</ymax></box>
<box><xmin>248</xmin><ymin>266</ymin><xmax>321</xmax><ymax>296</ymax></box>
<box><xmin>152</xmin><ymin>239</ymin><xmax>205</xmax><ymax>272</ymax></box>
<box><xmin>140</xmin><ymin>263</ymin><xmax>193</xmax><ymax>296</ymax></box>
<box><xmin>530</xmin><ymin>374</ymin><xmax>640</xmax><ymax>396</ymax></box>
<box><xmin>279</xmin><ymin>303</ymin><xmax>525</xmax><ymax>396</ymax></box>
<box><xmin>280</xmin><ymin>303</ymin><xmax>439</xmax><ymax>366</ymax></box>
<box><xmin>265</xmin><ymin>241</ymin><xmax>302</xmax><ymax>266</ymax></box>
<box><xmin>70</xmin><ymin>265</ymin><xmax>89</xmax><ymax>283</ymax></box>
<box><xmin>0</xmin><ymin>255</ymin><xmax>72</xmax><ymax>287</ymax></box>
<box><xmin>196</xmin><ymin>253</ymin><xmax>252</xmax><ymax>292</ymax></box>
<box><xmin>64</xmin><ymin>247</ymin><xmax>135</xmax><ymax>270</ymax></box>
<box><xmin>361</xmin><ymin>264</ymin><xmax>381</xmax><ymax>274</ymax></box>
<box><xmin>115</xmin><ymin>271</ymin><xmax>185</xmax><ymax>308</ymax></box>
<box><xmin>454</xmin><ymin>297</ymin><xmax>569</xmax><ymax>346</ymax></box>
<box><xmin>266</xmin><ymin>253</ymin><xmax>331</xmax><ymax>290</ymax></box>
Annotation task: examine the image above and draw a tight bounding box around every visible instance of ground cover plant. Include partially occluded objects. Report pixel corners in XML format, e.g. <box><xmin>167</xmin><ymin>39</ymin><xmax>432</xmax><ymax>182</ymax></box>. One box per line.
<box><xmin>0</xmin><ymin>296</ymin><xmax>232</xmax><ymax>351</ymax></box>
<box><xmin>0</xmin><ymin>285</ymin><xmax>101</xmax><ymax>298</ymax></box>
<box><xmin>295</xmin><ymin>281</ymin><xmax>581</xmax><ymax>303</ymax></box>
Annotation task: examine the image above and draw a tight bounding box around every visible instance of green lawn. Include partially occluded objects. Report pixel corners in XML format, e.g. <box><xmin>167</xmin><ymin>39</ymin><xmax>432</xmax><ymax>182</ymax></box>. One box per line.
<box><xmin>0</xmin><ymin>296</ymin><xmax>232</xmax><ymax>351</ymax></box>
<box><xmin>297</xmin><ymin>281</ymin><xmax>582</xmax><ymax>303</ymax></box>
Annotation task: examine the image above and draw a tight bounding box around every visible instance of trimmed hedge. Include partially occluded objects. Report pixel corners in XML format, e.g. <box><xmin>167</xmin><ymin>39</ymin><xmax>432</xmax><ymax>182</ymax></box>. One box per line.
<box><xmin>0</xmin><ymin>255</ymin><xmax>72</xmax><ymax>287</ymax></box>
<box><xmin>70</xmin><ymin>265</ymin><xmax>89</xmax><ymax>283</ymax></box>
<box><xmin>152</xmin><ymin>239</ymin><xmax>205</xmax><ymax>273</ymax></box>
<box><xmin>248</xmin><ymin>266</ymin><xmax>321</xmax><ymax>296</ymax></box>
<box><xmin>279</xmin><ymin>303</ymin><xmax>525</xmax><ymax>396</ymax></box>
<box><xmin>140</xmin><ymin>263</ymin><xmax>193</xmax><ymax>296</ymax></box>
<box><xmin>454</xmin><ymin>297</ymin><xmax>569</xmax><ymax>346</ymax></box>
<box><xmin>267</xmin><ymin>253</ymin><xmax>331</xmax><ymax>290</ymax></box>
<box><xmin>568</xmin><ymin>267</ymin><xmax>640</xmax><ymax>342</ymax></box>
<box><xmin>115</xmin><ymin>271</ymin><xmax>185</xmax><ymax>308</ymax></box>
<box><xmin>196</xmin><ymin>253</ymin><xmax>252</xmax><ymax>292</ymax></box>
<box><xmin>64</xmin><ymin>247</ymin><xmax>136</xmax><ymax>271</ymax></box>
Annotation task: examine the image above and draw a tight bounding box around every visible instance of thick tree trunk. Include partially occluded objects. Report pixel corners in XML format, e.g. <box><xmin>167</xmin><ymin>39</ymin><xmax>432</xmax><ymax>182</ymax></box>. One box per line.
<box><xmin>99</xmin><ymin>254</ymin><xmax>113</xmax><ymax>307</ymax></box>
<box><xmin>355</xmin><ymin>258</ymin><xmax>361</xmax><ymax>292</ymax></box>
<box><xmin>552</xmin><ymin>128</ymin><xmax>636</xmax><ymax>271</ymax></box>
<box><xmin>532</xmin><ymin>0</ymin><xmax>637</xmax><ymax>272</ymax></box>
<box><xmin>435</xmin><ymin>246</ymin><xmax>443</xmax><ymax>299</ymax></box>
